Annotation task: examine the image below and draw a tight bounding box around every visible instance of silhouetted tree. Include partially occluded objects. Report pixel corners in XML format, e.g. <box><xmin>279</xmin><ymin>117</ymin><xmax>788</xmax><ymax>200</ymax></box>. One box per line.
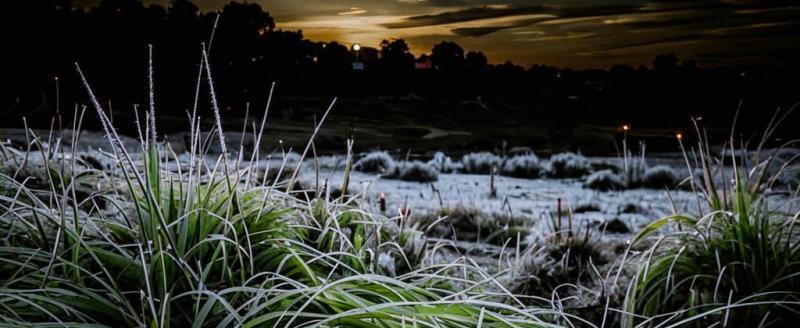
<box><xmin>379</xmin><ymin>39</ymin><xmax>415</xmax><ymax>73</ymax></box>
<box><xmin>168</xmin><ymin>0</ymin><xmax>199</xmax><ymax>22</ymax></box>
<box><xmin>653</xmin><ymin>53</ymin><xmax>679</xmax><ymax>71</ymax></box>
<box><xmin>317</xmin><ymin>41</ymin><xmax>351</xmax><ymax>73</ymax></box>
<box><xmin>465</xmin><ymin>51</ymin><xmax>487</xmax><ymax>71</ymax></box>
<box><xmin>431</xmin><ymin>41</ymin><xmax>465</xmax><ymax>72</ymax></box>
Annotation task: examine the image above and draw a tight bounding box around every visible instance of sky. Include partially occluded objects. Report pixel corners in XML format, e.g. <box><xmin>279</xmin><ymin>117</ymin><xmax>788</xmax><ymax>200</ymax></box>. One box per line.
<box><xmin>88</xmin><ymin>0</ymin><xmax>800</xmax><ymax>68</ymax></box>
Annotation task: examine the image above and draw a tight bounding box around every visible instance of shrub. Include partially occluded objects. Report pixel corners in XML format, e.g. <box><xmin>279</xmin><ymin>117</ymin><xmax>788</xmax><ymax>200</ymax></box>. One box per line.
<box><xmin>381</xmin><ymin>161</ymin><xmax>438</xmax><ymax>182</ymax></box>
<box><xmin>548</xmin><ymin>152</ymin><xmax>591</xmax><ymax>178</ymax></box>
<box><xmin>590</xmin><ymin>159</ymin><xmax>623</xmax><ymax>174</ymax></box>
<box><xmin>573</xmin><ymin>202</ymin><xmax>602</xmax><ymax>213</ymax></box>
<box><xmin>461</xmin><ymin>152</ymin><xmax>502</xmax><ymax>174</ymax></box>
<box><xmin>317</xmin><ymin>155</ymin><xmax>345</xmax><ymax>170</ymax></box>
<box><xmin>426</xmin><ymin>151</ymin><xmax>460</xmax><ymax>173</ymax></box>
<box><xmin>778</xmin><ymin>165</ymin><xmax>800</xmax><ymax>188</ymax></box>
<box><xmin>598</xmin><ymin>218</ymin><xmax>630</xmax><ymax>234</ymax></box>
<box><xmin>584</xmin><ymin>170</ymin><xmax>627</xmax><ymax>191</ymax></box>
<box><xmin>353</xmin><ymin>151</ymin><xmax>394</xmax><ymax>173</ymax></box>
<box><xmin>641</xmin><ymin>165</ymin><xmax>680</xmax><ymax>189</ymax></box>
<box><xmin>501</xmin><ymin>154</ymin><xmax>543</xmax><ymax>178</ymax></box>
<box><xmin>282</xmin><ymin>151</ymin><xmax>303</xmax><ymax>163</ymax></box>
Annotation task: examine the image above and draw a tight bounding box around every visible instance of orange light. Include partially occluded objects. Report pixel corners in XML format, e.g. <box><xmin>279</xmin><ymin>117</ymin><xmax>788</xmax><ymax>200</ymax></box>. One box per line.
<box><xmin>622</xmin><ymin>124</ymin><xmax>630</xmax><ymax>131</ymax></box>
<box><xmin>676</xmin><ymin>132</ymin><xmax>683</xmax><ymax>140</ymax></box>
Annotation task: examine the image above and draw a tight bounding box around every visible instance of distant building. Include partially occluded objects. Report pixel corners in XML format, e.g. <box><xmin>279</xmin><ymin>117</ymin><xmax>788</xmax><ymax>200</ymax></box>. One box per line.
<box><xmin>415</xmin><ymin>55</ymin><xmax>432</xmax><ymax>70</ymax></box>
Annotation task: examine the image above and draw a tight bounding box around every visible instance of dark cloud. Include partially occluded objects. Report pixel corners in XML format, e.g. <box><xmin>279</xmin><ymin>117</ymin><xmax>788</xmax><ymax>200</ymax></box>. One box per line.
<box><xmin>382</xmin><ymin>4</ymin><xmax>646</xmax><ymax>29</ymax></box>
<box><xmin>451</xmin><ymin>26</ymin><xmax>510</xmax><ymax>37</ymax></box>
<box><xmin>383</xmin><ymin>5</ymin><xmax>553</xmax><ymax>29</ymax></box>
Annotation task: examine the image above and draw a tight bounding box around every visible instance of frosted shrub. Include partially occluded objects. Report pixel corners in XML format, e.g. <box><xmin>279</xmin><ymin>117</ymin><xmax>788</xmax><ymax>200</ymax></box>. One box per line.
<box><xmin>779</xmin><ymin>165</ymin><xmax>800</xmax><ymax>189</ymax></box>
<box><xmin>641</xmin><ymin>165</ymin><xmax>681</xmax><ymax>189</ymax></box>
<box><xmin>461</xmin><ymin>152</ymin><xmax>502</xmax><ymax>174</ymax></box>
<box><xmin>317</xmin><ymin>155</ymin><xmax>345</xmax><ymax>170</ymax></box>
<box><xmin>353</xmin><ymin>151</ymin><xmax>394</xmax><ymax>173</ymax></box>
<box><xmin>591</xmin><ymin>159</ymin><xmax>623</xmax><ymax>174</ymax></box>
<box><xmin>282</xmin><ymin>151</ymin><xmax>303</xmax><ymax>163</ymax></box>
<box><xmin>548</xmin><ymin>152</ymin><xmax>591</xmax><ymax>178</ymax></box>
<box><xmin>584</xmin><ymin>170</ymin><xmax>627</xmax><ymax>191</ymax></box>
<box><xmin>382</xmin><ymin>161</ymin><xmax>438</xmax><ymax>182</ymax></box>
<box><xmin>427</xmin><ymin>151</ymin><xmax>460</xmax><ymax>173</ymax></box>
<box><xmin>501</xmin><ymin>154</ymin><xmax>543</xmax><ymax>178</ymax></box>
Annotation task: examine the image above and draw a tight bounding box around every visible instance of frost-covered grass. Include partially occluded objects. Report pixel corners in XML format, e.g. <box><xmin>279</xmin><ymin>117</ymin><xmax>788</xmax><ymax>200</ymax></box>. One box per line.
<box><xmin>0</xmin><ymin>55</ymin><xmax>561</xmax><ymax>327</ymax></box>
<box><xmin>584</xmin><ymin>169</ymin><xmax>627</xmax><ymax>191</ymax></box>
<box><xmin>780</xmin><ymin>165</ymin><xmax>800</xmax><ymax>188</ymax></box>
<box><xmin>460</xmin><ymin>151</ymin><xmax>502</xmax><ymax>174</ymax></box>
<box><xmin>353</xmin><ymin>151</ymin><xmax>394</xmax><ymax>173</ymax></box>
<box><xmin>6</xmin><ymin>121</ymin><xmax>792</xmax><ymax>327</ymax></box>
<box><xmin>625</xmin><ymin>112</ymin><xmax>800</xmax><ymax>327</ymax></box>
<box><xmin>426</xmin><ymin>151</ymin><xmax>461</xmax><ymax>173</ymax></box>
<box><xmin>641</xmin><ymin>164</ymin><xmax>681</xmax><ymax>189</ymax></box>
<box><xmin>3</xmin><ymin>44</ymin><xmax>798</xmax><ymax>327</ymax></box>
<box><xmin>501</xmin><ymin>154</ymin><xmax>543</xmax><ymax>178</ymax></box>
<box><xmin>381</xmin><ymin>160</ymin><xmax>438</xmax><ymax>182</ymax></box>
<box><xmin>547</xmin><ymin>152</ymin><xmax>591</xmax><ymax>178</ymax></box>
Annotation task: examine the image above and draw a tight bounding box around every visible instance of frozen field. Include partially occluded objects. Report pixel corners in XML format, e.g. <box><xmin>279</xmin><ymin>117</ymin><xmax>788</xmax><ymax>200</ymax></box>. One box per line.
<box><xmin>298</xmin><ymin>167</ymin><xmax>696</xmax><ymax>239</ymax></box>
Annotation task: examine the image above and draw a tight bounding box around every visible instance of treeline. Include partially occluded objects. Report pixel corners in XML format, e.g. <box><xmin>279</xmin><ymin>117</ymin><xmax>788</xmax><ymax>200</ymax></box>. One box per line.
<box><xmin>0</xmin><ymin>0</ymin><xmax>797</xmax><ymax>134</ymax></box>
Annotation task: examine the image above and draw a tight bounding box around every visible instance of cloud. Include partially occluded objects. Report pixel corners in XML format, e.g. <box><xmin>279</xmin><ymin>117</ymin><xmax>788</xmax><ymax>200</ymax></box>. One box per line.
<box><xmin>452</xmin><ymin>26</ymin><xmax>510</xmax><ymax>37</ymax></box>
<box><xmin>338</xmin><ymin>7</ymin><xmax>368</xmax><ymax>15</ymax></box>
<box><xmin>382</xmin><ymin>5</ymin><xmax>554</xmax><ymax>29</ymax></box>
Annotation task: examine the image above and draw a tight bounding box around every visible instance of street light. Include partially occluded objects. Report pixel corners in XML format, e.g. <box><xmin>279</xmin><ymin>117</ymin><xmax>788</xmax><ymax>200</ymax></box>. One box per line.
<box><xmin>352</xmin><ymin>43</ymin><xmax>363</xmax><ymax>71</ymax></box>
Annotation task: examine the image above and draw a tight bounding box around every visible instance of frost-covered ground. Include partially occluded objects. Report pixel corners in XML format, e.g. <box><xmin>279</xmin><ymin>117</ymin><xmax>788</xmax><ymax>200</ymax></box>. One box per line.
<box><xmin>302</xmin><ymin>168</ymin><xmax>695</xmax><ymax>236</ymax></box>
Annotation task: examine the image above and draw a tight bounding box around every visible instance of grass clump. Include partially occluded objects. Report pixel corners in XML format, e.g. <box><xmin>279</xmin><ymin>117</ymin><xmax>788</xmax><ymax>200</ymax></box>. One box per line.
<box><xmin>626</xmin><ymin>112</ymin><xmax>800</xmax><ymax>327</ymax></box>
<box><xmin>640</xmin><ymin>164</ymin><xmax>681</xmax><ymax>189</ymax></box>
<box><xmin>414</xmin><ymin>205</ymin><xmax>528</xmax><ymax>246</ymax></box>
<box><xmin>629</xmin><ymin>185</ymin><xmax>800</xmax><ymax>326</ymax></box>
<box><xmin>584</xmin><ymin>169</ymin><xmax>627</xmax><ymax>191</ymax></box>
<box><xmin>547</xmin><ymin>152</ymin><xmax>591</xmax><ymax>178</ymax></box>
<box><xmin>353</xmin><ymin>151</ymin><xmax>394</xmax><ymax>173</ymax></box>
<box><xmin>510</xmin><ymin>212</ymin><xmax>612</xmax><ymax>314</ymax></box>
<box><xmin>426</xmin><ymin>151</ymin><xmax>461</xmax><ymax>173</ymax></box>
<box><xmin>461</xmin><ymin>151</ymin><xmax>502</xmax><ymax>174</ymax></box>
<box><xmin>779</xmin><ymin>164</ymin><xmax>800</xmax><ymax>189</ymax></box>
<box><xmin>381</xmin><ymin>160</ymin><xmax>439</xmax><ymax>182</ymax></box>
<box><xmin>501</xmin><ymin>154</ymin><xmax>544</xmax><ymax>179</ymax></box>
